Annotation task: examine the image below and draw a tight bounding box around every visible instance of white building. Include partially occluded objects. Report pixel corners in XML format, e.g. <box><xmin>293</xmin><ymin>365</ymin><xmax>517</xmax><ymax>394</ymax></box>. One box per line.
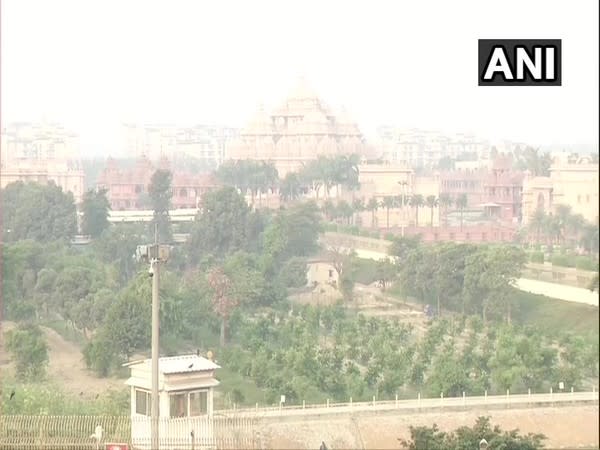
<box><xmin>0</xmin><ymin>121</ymin><xmax>85</xmax><ymax>202</ymax></box>
<box><xmin>124</xmin><ymin>354</ymin><xmax>221</xmax><ymax>449</ymax></box>
<box><xmin>377</xmin><ymin>127</ymin><xmax>491</xmax><ymax>168</ymax></box>
<box><xmin>122</xmin><ymin>123</ymin><xmax>238</xmax><ymax>167</ymax></box>
<box><xmin>1</xmin><ymin>120</ymin><xmax>81</xmax><ymax>163</ymax></box>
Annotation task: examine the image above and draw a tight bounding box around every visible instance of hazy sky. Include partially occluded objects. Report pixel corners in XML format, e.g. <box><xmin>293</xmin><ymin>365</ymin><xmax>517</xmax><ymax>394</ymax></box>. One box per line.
<box><xmin>1</xmin><ymin>0</ymin><xmax>598</xmax><ymax>156</ymax></box>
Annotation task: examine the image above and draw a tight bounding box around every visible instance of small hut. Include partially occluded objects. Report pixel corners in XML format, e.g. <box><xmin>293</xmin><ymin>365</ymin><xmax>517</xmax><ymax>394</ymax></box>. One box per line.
<box><xmin>124</xmin><ymin>354</ymin><xmax>220</xmax><ymax>449</ymax></box>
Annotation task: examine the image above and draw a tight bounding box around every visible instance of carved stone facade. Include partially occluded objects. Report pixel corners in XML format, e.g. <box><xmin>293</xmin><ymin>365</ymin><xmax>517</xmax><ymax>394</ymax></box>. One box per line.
<box><xmin>226</xmin><ymin>78</ymin><xmax>368</xmax><ymax>177</ymax></box>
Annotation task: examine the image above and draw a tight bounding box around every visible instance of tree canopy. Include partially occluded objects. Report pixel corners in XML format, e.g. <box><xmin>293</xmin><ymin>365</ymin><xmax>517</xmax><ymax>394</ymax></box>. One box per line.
<box><xmin>2</xmin><ymin>181</ymin><xmax>77</xmax><ymax>242</ymax></box>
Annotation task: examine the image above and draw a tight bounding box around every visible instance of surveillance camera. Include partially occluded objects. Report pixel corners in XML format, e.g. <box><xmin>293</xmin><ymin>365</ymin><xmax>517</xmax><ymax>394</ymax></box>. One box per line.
<box><xmin>148</xmin><ymin>265</ymin><xmax>154</xmax><ymax>277</ymax></box>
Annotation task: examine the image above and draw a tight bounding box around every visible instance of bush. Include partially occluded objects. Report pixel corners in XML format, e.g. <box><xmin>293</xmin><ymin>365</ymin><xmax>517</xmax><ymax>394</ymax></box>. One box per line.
<box><xmin>575</xmin><ymin>256</ymin><xmax>598</xmax><ymax>271</ymax></box>
<box><xmin>551</xmin><ymin>254</ymin><xmax>574</xmax><ymax>267</ymax></box>
<box><xmin>529</xmin><ymin>251</ymin><xmax>544</xmax><ymax>264</ymax></box>
<box><xmin>384</xmin><ymin>232</ymin><xmax>395</xmax><ymax>241</ymax></box>
<box><xmin>83</xmin><ymin>337</ymin><xmax>119</xmax><ymax>377</ymax></box>
<box><xmin>5</xmin><ymin>323</ymin><xmax>49</xmax><ymax>380</ymax></box>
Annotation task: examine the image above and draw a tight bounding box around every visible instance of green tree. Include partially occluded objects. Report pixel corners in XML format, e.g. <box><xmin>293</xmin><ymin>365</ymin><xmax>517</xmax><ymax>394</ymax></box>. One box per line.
<box><xmin>580</xmin><ymin>223</ymin><xmax>599</xmax><ymax>255</ymax></box>
<box><xmin>148</xmin><ymin>169</ymin><xmax>173</xmax><ymax>242</ymax></box>
<box><xmin>463</xmin><ymin>246</ymin><xmax>526</xmax><ymax>323</ymax></box>
<box><xmin>389</xmin><ymin>235</ymin><xmax>422</xmax><ymax>260</ymax></box>
<box><xmin>279</xmin><ymin>257</ymin><xmax>308</xmax><ymax>288</ymax></box>
<box><xmin>208</xmin><ymin>267</ymin><xmax>237</xmax><ymax>347</ymax></box>
<box><xmin>455</xmin><ymin>193</ymin><xmax>468</xmax><ymax>230</ymax></box>
<box><xmin>438</xmin><ymin>193</ymin><xmax>453</xmax><ymax>226</ymax></box>
<box><xmin>425</xmin><ymin>195</ymin><xmax>438</xmax><ymax>226</ymax></box>
<box><xmin>5</xmin><ymin>323</ymin><xmax>49</xmax><ymax>380</ymax></box>
<box><xmin>2</xmin><ymin>181</ymin><xmax>77</xmax><ymax>243</ymax></box>
<box><xmin>93</xmin><ymin>223</ymin><xmax>148</xmax><ymax>285</ymax></box>
<box><xmin>528</xmin><ymin>207</ymin><xmax>547</xmax><ymax>244</ymax></box>
<box><xmin>426</xmin><ymin>346</ymin><xmax>471</xmax><ymax>397</ymax></box>
<box><xmin>279</xmin><ymin>172</ymin><xmax>302</xmax><ymax>202</ymax></box>
<box><xmin>95</xmin><ymin>274</ymin><xmax>152</xmax><ymax>361</ymax></box>
<box><xmin>514</xmin><ymin>146</ymin><xmax>552</xmax><ymax>177</ymax></box>
<box><xmin>410</xmin><ymin>194</ymin><xmax>424</xmax><ymax>226</ymax></box>
<box><xmin>352</xmin><ymin>198</ymin><xmax>365</xmax><ymax>225</ymax></box>
<box><xmin>367</xmin><ymin>198</ymin><xmax>379</xmax><ymax>227</ymax></box>
<box><xmin>187</xmin><ymin>187</ymin><xmax>252</xmax><ymax>263</ymax></box>
<box><xmin>381</xmin><ymin>196</ymin><xmax>396</xmax><ymax>229</ymax></box>
<box><xmin>81</xmin><ymin>188</ymin><xmax>110</xmax><ymax>237</ymax></box>
<box><xmin>400</xmin><ymin>416</ymin><xmax>545</xmax><ymax>450</ymax></box>
<box><xmin>375</xmin><ymin>258</ymin><xmax>397</xmax><ymax>291</ymax></box>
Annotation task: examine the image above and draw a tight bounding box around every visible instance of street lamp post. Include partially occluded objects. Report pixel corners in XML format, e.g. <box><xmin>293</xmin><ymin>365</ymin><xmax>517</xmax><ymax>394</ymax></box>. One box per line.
<box><xmin>135</xmin><ymin>239</ymin><xmax>170</xmax><ymax>450</ymax></box>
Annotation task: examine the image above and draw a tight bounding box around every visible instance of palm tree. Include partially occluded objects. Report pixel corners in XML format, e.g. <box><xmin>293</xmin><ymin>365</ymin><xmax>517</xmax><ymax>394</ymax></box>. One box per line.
<box><xmin>322</xmin><ymin>199</ymin><xmax>336</xmax><ymax>221</ymax></box>
<box><xmin>438</xmin><ymin>193</ymin><xmax>453</xmax><ymax>226</ymax></box>
<box><xmin>554</xmin><ymin>204</ymin><xmax>573</xmax><ymax>246</ymax></box>
<box><xmin>279</xmin><ymin>172</ymin><xmax>301</xmax><ymax>203</ymax></box>
<box><xmin>381</xmin><ymin>196</ymin><xmax>396</xmax><ymax>229</ymax></box>
<box><xmin>367</xmin><ymin>198</ymin><xmax>379</xmax><ymax>228</ymax></box>
<box><xmin>455</xmin><ymin>193</ymin><xmax>468</xmax><ymax>230</ymax></box>
<box><xmin>528</xmin><ymin>207</ymin><xmax>547</xmax><ymax>244</ymax></box>
<box><xmin>425</xmin><ymin>195</ymin><xmax>438</xmax><ymax>226</ymax></box>
<box><xmin>543</xmin><ymin>213</ymin><xmax>561</xmax><ymax>246</ymax></box>
<box><xmin>566</xmin><ymin>213</ymin><xmax>586</xmax><ymax>247</ymax></box>
<box><xmin>409</xmin><ymin>194</ymin><xmax>424</xmax><ymax>226</ymax></box>
<box><xmin>580</xmin><ymin>222</ymin><xmax>599</xmax><ymax>255</ymax></box>
<box><xmin>337</xmin><ymin>200</ymin><xmax>354</xmax><ymax>225</ymax></box>
<box><xmin>352</xmin><ymin>198</ymin><xmax>365</xmax><ymax>225</ymax></box>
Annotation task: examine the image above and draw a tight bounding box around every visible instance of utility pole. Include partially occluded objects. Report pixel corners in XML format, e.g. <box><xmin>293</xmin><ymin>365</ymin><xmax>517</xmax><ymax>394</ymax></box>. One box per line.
<box><xmin>135</xmin><ymin>226</ymin><xmax>170</xmax><ymax>450</ymax></box>
<box><xmin>151</xmin><ymin>246</ymin><xmax>160</xmax><ymax>450</ymax></box>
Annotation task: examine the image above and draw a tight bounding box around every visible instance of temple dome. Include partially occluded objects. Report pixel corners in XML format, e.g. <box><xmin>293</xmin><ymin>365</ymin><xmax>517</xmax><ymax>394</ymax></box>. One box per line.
<box><xmin>244</xmin><ymin>104</ymin><xmax>273</xmax><ymax>135</ymax></box>
<box><xmin>288</xmin><ymin>76</ymin><xmax>319</xmax><ymax>100</ymax></box>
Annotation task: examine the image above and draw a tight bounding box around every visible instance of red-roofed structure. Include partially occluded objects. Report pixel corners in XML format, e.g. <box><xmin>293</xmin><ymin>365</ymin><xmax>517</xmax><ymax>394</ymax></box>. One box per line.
<box><xmin>97</xmin><ymin>157</ymin><xmax>219</xmax><ymax>210</ymax></box>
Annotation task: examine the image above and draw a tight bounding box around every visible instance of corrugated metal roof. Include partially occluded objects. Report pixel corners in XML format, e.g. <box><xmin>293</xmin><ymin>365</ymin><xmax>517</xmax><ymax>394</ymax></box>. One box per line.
<box><xmin>124</xmin><ymin>354</ymin><xmax>220</xmax><ymax>374</ymax></box>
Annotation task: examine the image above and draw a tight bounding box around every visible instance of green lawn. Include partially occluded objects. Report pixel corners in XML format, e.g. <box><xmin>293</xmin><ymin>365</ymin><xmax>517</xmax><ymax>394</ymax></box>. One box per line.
<box><xmin>512</xmin><ymin>289</ymin><xmax>599</xmax><ymax>337</ymax></box>
<box><xmin>388</xmin><ymin>285</ymin><xmax>599</xmax><ymax>338</ymax></box>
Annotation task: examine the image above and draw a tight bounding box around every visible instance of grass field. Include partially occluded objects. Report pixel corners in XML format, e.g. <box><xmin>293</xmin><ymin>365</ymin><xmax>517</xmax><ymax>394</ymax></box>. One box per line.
<box><xmin>513</xmin><ymin>289</ymin><xmax>599</xmax><ymax>337</ymax></box>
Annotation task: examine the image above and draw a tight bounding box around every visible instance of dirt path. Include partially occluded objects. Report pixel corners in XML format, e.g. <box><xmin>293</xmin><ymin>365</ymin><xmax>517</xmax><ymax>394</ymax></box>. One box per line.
<box><xmin>1</xmin><ymin>321</ymin><xmax>125</xmax><ymax>397</ymax></box>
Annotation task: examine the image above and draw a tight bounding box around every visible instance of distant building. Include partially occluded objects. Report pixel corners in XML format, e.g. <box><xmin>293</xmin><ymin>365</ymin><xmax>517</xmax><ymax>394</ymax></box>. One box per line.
<box><xmin>122</xmin><ymin>123</ymin><xmax>238</xmax><ymax>167</ymax></box>
<box><xmin>0</xmin><ymin>121</ymin><xmax>85</xmax><ymax>202</ymax></box>
<box><xmin>377</xmin><ymin>127</ymin><xmax>491</xmax><ymax>168</ymax></box>
<box><xmin>522</xmin><ymin>156</ymin><xmax>599</xmax><ymax>224</ymax></box>
<box><xmin>226</xmin><ymin>77</ymin><xmax>369</xmax><ymax>177</ymax></box>
<box><xmin>96</xmin><ymin>156</ymin><xmax>219</xmax><ymax>210</ymax></box>
<box><xmin>439</xmin><ymin>156</ymin><xmax>523</xmax><ymax>224</ymax></box>
<box><xmin>354</xmin><ymin>163</ymin><xmax>440</xmax><ymax>227</ymax></box>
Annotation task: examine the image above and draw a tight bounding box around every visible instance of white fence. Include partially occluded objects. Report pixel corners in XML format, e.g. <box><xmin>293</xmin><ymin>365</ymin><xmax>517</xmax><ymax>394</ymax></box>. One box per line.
<box><xmin>0</xmin><ymin>391</ymin><xmax>597</xmax><ymax>448</ymax></box>
<box><xmin>220</xmin><ymin>389</ymin><xmax>600</xmax><ymax>418</ymax></box>
<box><xmin>0</xmin><ymin>415</ymin><xmax>257</xmax><ymax>449</ymax></box>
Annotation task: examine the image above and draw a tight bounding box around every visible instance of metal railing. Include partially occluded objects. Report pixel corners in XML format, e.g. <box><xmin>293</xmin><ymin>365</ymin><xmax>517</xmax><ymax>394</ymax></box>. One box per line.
<box><xmin>0</xmin><ymin>415</ymin><xmax>258</xmax><ymax>449</ymax></box>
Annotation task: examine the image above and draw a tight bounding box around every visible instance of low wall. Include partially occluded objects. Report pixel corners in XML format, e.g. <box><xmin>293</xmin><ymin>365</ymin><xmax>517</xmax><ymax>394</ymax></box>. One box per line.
<box><xmin>523</xmin><ymin>262</ymin><xmax>596</xmax><ymax>288</ymax></box>
<box><xmin>259</xmin><ymin>404</ymin><xmax>599</xmax><ymax>449</ymax></box>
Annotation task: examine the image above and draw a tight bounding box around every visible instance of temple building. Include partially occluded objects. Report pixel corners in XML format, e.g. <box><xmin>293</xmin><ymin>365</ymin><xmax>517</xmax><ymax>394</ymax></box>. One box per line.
<box><xmin>439</xmin><ymin>156</ymin><xmax>524</xmax><ymax>224</ymax></box>
<box><xmin>0</xmin><ymin>121</ymin><xmax>85</xmax><ymax>202</ymax></box>
<box><xmin>522</xmin><ymin>155</ymin><xmax>599</xmax><ymax>224</ymax></box>
<box><xmin>96</xmin><ymin>156</ymin><xmax>219</xmax><ymax>210</ymax></box>
<box><xmin>226</xmin><ymin>77</ymin><xmax>369</xmax><ymax>177</ymax></box>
